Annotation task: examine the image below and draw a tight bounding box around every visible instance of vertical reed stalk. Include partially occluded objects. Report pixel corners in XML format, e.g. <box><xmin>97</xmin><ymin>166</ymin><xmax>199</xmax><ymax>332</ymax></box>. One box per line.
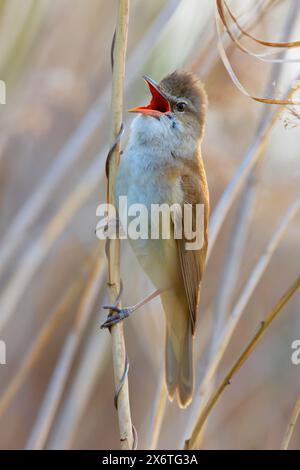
<box><xmin>106</xmin><ymin>0</ymin><xmax>133</xmax><ymax>450</ymax></box>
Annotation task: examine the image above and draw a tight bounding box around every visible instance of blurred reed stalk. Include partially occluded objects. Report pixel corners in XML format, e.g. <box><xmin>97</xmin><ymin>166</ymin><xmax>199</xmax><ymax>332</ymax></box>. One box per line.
<box><xmin>0</xmin><ymin>0</ymin><xmax>268</xmax><ymax>330</ymax></box>
<box><xmin>182</xmin><ymin>0</ymin><xmax>300</xmax><ymax>444</ymax></box>
<box><xmin>46</xmin><ymin>308</ymin><xmax>111</xmax><ymax>449</ymax></box>
<box><xmin>281</xmin><ymin>396</ymin><xmax>300</xmax><ymax>450</ymax></box>
<box><xmin>26</xmin><ymin>249</ymin><xmax>106</xmax><ymax>449</ymax></box>
<box><xmin>0</xmin><ymin>0</ymin><xmax>298</xmax><ymax>451</ymax></box>
<box><xmin>0</xmin><ymin>0</ymin><xmax>183</xmax><ymax>333</ymax></box>
<box><xmin>0</xmin><ymin>0</ymin><xmax>50</xmax><ymax>84</ymax></box>
<box><xmin>211</xmin><ymin>0</ymin><xmax>299</xmax><ymax>355</ymax></box>
<box><xmin>105</xmin><ymin>0</ymin><xmax>133</xmax><ymax>450</ymax></box>
<box><xmin>184</xmin><ymin>193</ymin><xmax>300</xmax><ymax>446</ymax></box>
<box><xmin>148</xmin><ymin>0</ymin><xmax>285</xmax><ymax>449</ymax></box>
<box><xmin>192</xmin><ymin>2</ymin><xmax>300</xmax><ymax>447</ymax></box>
<box><xmin>0</xmin><ymin>253</ymin><xmax>94</xmax><ymax>420</ymax></box>
<box><xmin>0</xmin><ymin>165</ymin><xmax>106</xmax><ymax>333</ymax></box>
<box><xmin>0</xmin><ymin>0</ymin><xmax>181</xmax><ymax>282</ymax></box>
<box><xmin>148</xmin><ymin>372</ymin><xmax>167</xmax><ymax>450</ymax></box>
<box><xmin>185</xmin><ymin>276</ymin><xmax>300</xmax><ymax>450</ymax></box>
<box><xmin>192</xmin><ymin>0</ymin><xmax>279</xmax><ymax>77</ymax></box>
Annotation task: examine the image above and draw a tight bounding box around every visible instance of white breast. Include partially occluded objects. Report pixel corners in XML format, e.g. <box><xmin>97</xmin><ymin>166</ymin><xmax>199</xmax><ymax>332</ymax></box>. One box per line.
<box><xmin>115</xmin><ymin>114</ymin><xmax>194</xmax><ymax>289</ymax></box>
<box><xmin>116</xmin><ymin>114</ymin><xmax>184</xmax><ymax>209</ymax></box>
<box><xmin>115</xmin><ymin>115</ymin><xmax>183</xmax><ymax>273</ymax></box>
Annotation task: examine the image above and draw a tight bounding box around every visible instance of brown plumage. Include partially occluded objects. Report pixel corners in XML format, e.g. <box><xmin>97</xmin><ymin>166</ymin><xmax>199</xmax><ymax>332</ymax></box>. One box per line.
<box><xmin>160</xmin><ymin>70</ymin><xmax>208</xmax><ymax>132</ymax></box>
<box><xmin>117</xmin><ymin>70</ymin><xmax>209</xmax><ymax>407</ymax></box>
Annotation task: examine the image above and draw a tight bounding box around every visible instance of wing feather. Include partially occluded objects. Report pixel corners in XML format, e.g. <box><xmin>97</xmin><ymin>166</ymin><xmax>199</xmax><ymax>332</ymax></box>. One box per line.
<box><xmin>174</xmin><ymin>161</ymin><xmax>209</xmax><ymax>334</ymax></box>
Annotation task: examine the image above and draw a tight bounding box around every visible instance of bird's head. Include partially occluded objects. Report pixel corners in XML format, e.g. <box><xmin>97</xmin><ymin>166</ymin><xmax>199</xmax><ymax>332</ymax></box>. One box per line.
<box><xmin>129</xmin><ymin>71</ymin><xmax>207</xmax><ymax>143</ymax></box>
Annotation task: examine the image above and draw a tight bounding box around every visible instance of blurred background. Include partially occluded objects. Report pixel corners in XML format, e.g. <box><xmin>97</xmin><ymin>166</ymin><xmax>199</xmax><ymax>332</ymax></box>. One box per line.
<box><xmin>0</xmin><ymin>0</ymin><xmax>299</xmax><ymax>450</ymax></box>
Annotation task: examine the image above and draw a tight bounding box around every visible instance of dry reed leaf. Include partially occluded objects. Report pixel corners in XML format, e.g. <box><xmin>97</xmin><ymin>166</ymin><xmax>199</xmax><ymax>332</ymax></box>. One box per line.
<box><xmin>281</xmin><ymin>396</ymin><xmax>300</xmax><ymax>450</ymax></box>
<box><xmin>216</xmin><ymin>0</ymin><xmax>300</xmax><ymax>105</ymax></box>
<box><xmin>219</xmin><ymin>0</ymin><xmax>300</xmax><ymax>63</ymax></box>
<box><xmin>219</xmin><ymin>0</ymin><xmax>300</xmax><ymax>48</ymax></box>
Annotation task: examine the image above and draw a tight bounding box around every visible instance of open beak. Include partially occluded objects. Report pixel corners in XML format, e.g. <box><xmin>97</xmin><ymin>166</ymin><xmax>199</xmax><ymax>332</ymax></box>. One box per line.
<box><xmin>128</xmin><ymin>75</ymin><xmax>171</xmax><ymax>118</ymax></box>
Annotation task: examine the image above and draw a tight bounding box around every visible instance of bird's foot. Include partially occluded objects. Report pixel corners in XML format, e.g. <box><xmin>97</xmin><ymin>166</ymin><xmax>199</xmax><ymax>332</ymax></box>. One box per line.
<box><xmin>101</xmin><ymin>305</ymin><xmax>134</xmax><ymax>329</ymax></box>
<box><xmin>101</xmin><ymin>288</ymin><xmax>164</xmax><ymax>329</ymax></box>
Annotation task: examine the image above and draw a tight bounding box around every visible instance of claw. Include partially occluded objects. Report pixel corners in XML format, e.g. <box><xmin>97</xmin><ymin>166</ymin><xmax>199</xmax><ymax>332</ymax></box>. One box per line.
<box><xmin>101</xmin><ymin>306</ymin><xmax>133</xmax><ymax>329</ymax></box>
<box><xmin>101</xmin><ymin>289</ymin><xmax>163</xmax><ymax>331</ymax></box>
<box><xmin>102</xmin><ymin>304</ymin><xmax>121</xmax><ymax>313</ymax></box>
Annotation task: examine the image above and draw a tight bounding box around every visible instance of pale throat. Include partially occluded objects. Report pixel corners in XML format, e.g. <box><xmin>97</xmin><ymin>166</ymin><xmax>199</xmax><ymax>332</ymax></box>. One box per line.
<box><xmin>127</xmin><ymin>114</ymin><xmax>198</xmax><ymax>165</ymax></box>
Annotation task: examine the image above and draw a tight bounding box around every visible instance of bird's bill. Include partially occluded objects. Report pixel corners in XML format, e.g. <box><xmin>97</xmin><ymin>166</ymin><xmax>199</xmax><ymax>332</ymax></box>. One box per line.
<box><xmin>128</xmin><ymin>75</ymin><xmax>171</xmax><ymax>117</ymax></box>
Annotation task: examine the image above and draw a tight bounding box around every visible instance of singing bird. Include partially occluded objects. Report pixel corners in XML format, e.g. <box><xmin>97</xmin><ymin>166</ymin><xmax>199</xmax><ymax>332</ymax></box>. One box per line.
<box><xmin>103</xmin><ymin>71</ymin><xmax>209</xmax><ymax>408</ymax></box>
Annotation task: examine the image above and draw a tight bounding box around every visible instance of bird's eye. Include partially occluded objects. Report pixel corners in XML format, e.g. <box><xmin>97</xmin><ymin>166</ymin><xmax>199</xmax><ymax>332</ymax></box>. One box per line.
<box><xmin>175</xmin><ymin>102</ymin><xmax>187</xmax><ymax>112</ymax></box>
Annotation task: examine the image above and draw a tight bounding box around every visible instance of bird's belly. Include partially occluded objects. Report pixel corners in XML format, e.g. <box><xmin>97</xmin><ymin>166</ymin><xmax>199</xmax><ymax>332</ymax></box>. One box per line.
<box><xmin>116</xmin><ymin>158</ymin><xmax>182</xmax><ymax>289</ymax></box>
<box><xmin>117</xmin><ymin>168</ymin><xmax>174</xmax><ymax>207</ymax></box>
<box><xmin>135</xmin><ymin>237</ymin><xmax>180</xmax><ymax>290</ymax></box>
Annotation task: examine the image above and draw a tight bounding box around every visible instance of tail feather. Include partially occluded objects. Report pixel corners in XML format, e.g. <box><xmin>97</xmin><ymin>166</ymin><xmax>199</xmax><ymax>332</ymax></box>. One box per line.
<box><xmin>165</xmin><ymin>332</ymin><xmax>178</xmax><ymax>401</ymax></box>
<box><xmin>177</xmin><ymin>322</ymin><xmax>193</xmax><ymax>408</ymax></box>
<box><xmin>165</xmin><ymin>322</ymin><xmax>194</xmax><ymax>408</ymax></box>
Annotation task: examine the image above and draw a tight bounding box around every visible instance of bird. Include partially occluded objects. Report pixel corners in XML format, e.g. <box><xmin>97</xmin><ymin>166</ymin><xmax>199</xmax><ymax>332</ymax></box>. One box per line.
<box><xmin>102</xmin><ymin>71</ymin><xmax>209</xmax><ymax>408</ymax></box>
